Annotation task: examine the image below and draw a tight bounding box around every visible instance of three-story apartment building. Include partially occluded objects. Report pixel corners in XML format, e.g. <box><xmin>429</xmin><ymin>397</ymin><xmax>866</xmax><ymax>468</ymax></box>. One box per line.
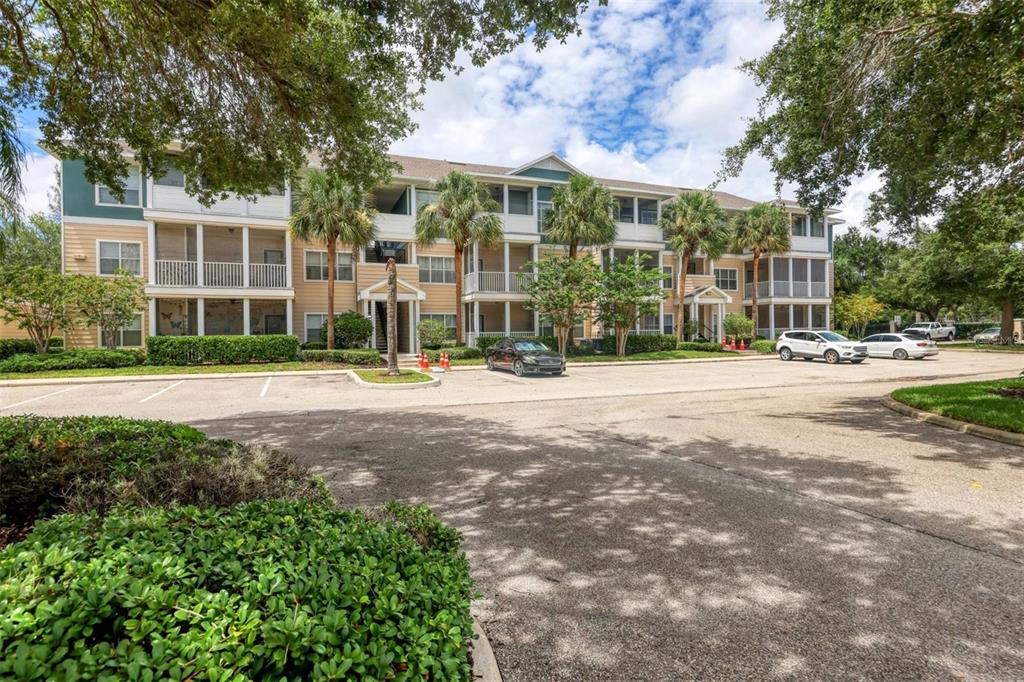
<box><xmin>57</xmin><ymin>151</ymin><xmax>837</xmax><ymax>350</ymax></box>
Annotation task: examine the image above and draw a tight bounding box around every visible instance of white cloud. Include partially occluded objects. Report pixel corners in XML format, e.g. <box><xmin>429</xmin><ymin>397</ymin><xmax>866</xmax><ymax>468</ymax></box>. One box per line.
<box><xmin>21</xmin><ymin>152</ymin><xmax>59</xmax><ymax>216</ymax></box>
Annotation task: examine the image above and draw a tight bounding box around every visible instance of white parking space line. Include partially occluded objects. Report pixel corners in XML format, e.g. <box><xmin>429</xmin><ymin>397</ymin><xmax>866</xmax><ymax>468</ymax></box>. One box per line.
<box><xmin>0</xmin><ymin>385</ymin><xmax>83</xmax><ymax>412</ymax></box>
<box><xmin>259</xmin><ymin>377</ymin><xmax>272</xmax><ymax>398</ymax></box>
<box><xmin>139</xmin><ymin>380</ymin><xmax>184</xmax><ymax>403</ymax></box>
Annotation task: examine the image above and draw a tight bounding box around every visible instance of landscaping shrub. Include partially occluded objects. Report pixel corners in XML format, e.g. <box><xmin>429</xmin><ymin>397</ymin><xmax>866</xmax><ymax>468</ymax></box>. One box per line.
<box><xmin>0</xmin><ymin>415</ymin><xmax>326</xmax><ymax>529</ymax></box>
<box><xmin>0</xmin><ymin>349</ymin><xmax>143</xmax><ymax>373</ymax></box>
<box><xmin>320</xmin><ymin>310</ymin><xmax>373</xmax><ymax>348</ymax></box>
<box><xmin>416</xmin><ymin>318</ymin><xmax>452</xmax><ymax>349</ymax></box>
<box><xmin>146</xmin><ymin>334</ymin><xmax>299</xmax><ymax>365</ymax></box>
<box><xmin>475</xmin><ymin>334</ymin><xmax>558</xmax><ymax>352</ymax></box>
<box><xmin>300</xmin><ymin>340</ymin><xmax>326</xmax><ymax>350</ymax></box>
<box><xmin>423</xmin><ymin>346</ymin><xmax>483</xmax><ymax>362</ymax></box>
<box><xmin>0</xmin><ymin>339</ymin><xmax>38</xmax><ymax>360</ymax></box>
<box><xmin>751</xmin><ymin>339</ymin><xmax>777</xmax><ymax>354</ymax></box>
<box><xmin>676</xmin><ymin>341</ymin><xmax>725</xmax><ymax>352</ymax></box>
<box><xmin>299</xmin><ymin>348</ymin><xmax>383</xmax><ymax>365</ymax></box>
<box><xmin>567</xmin><ymin>339</ymin><xmax>596</xmax><ymax>356</ymax></box>
<box><xmin>954</xmin><ymin>322</ymin><xmax>999</xmax><ymax>340</ymax></box>
<box><xmin>0</xmin><ymin>500</ymin><xmax>474</xmax><ymax>681</ymax></box>
<box><xmin>599</xmin><ymin>333</ymin><xmax>677</xmax><ymax>354</ymax></box>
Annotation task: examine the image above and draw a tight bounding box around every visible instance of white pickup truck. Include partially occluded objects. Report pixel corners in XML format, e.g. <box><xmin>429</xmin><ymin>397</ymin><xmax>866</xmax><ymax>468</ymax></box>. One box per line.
<box><xmin>903</xmin><ymin>321</ymin><xmax>956</xmax><ymax>341</ymax></box>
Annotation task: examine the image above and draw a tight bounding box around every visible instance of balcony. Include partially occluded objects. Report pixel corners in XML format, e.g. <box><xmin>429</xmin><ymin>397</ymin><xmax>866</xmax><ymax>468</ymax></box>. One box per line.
<box><xmin>150</xmin><ymin>184</ymin><xmax>288</xmax><ymax>220</ymax></box>
<box><xmin>464</xmin><ymin>271</ymin><xmax>536</xmax><ymax>294</ymax></box>
<box><xmin>151</xmin><ymin>223</ymin><xmax>290</xmax><ymax>290</ymax></box>
<box><xmin>744</xmin><ymin>281</ymin><xmax>770</xmax><ymax>299</ymax></box>
<box><xmin>744</xmin><ymin>280</ymin><xmax>828</xmax><ymax>299</ymax></box>
<box><xmin>154</xmin><ymin>261</ymin><xmax>288</xmax><ymax>288</ymax></box>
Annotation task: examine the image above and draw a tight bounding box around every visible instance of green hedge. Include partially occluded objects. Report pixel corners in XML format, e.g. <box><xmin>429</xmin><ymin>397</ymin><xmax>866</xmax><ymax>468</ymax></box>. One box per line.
<box><xmin>676</xmin><ymin>341</ymin><xmax>725</xmax><ymax>352</ymax></box>
<box><xmin>0</xmin><ymin>415</ymin><xmax>326</xmax><ymax>527</ymax></box>
<box><xmin>954</xmin><ymin>322</ymin><xmax>999</xmax><ymax>340</ymax></box>
<box><xmin>0</xmin><ymin>349</ymin><xmax>143</xmax><ymax>373</ymax></box>
<box><xmin>299</xmin><ymin>348</ymin><xmax>383</xmax><ymax>365</ymax></box>
<box><xmin>600</xmin><ymin>333</ymin><xmax>677</xmax><ymax>354</ymax></box>
<box><xmin>475</xmin><ymin>335</ymin><xmax>558</xmax><ymax>352</ymax></box>
<box><xmin>300</xmin><ymin>340</ymin><xmax>326</xmax><ymax>350</ymax></box>
<box><xmin>423</xmin><ymin>346</ymin><xmax>483</xmax><ymax>361</ymax></box>
<box><xmin>320</xmin><ymin>311</ymin><xmax>374</xmax><ymax>348</ymax></box>
<box><xmin>750</xmin><ymin>339</ymin><xmax>777</xmax><ymax>354</ymax></box>
<box><xmin>0</xmin><ymin>500</ymin><xmax>473</xmax><ymax>681</ymax></box>
<box><xmin>146</xmin><ymin>334</ymin><xmax>299</xmax><ymax>365</ymax></box>
<box><xmin>0</xmin><ymin>338</ymin><xmax>65</xmax><ymax>359</ymax></box>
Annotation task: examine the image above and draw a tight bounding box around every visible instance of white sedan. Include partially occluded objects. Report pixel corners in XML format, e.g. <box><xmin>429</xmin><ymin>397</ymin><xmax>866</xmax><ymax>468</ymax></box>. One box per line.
<box><xmin>859</xmin><ymin>333</ymin><xmax>939</xmax><ymax>360</ymax></box>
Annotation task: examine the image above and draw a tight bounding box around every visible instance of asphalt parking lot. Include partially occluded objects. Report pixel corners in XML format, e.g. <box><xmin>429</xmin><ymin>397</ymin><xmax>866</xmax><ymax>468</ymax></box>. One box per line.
<box><xmin>4</xmin><ymin>351</ymin><xmax>1024</xmax><ymax>679</ymax></box>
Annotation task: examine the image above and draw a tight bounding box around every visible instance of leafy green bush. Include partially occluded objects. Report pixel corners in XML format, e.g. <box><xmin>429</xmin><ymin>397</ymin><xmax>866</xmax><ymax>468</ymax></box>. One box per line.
<box><xmin>676</xmin><ymin>341</ymin><xmax>725</xmax><ymax>352</ymax></box>
<box><xmin>299</xmin><ymin>348</ymin><xmax>383</xmax><ymax>365</ymax></box>
<box><xmin>146</xmin><ymin>334</ymin><xmax>299</xmax><ymax>365</ymax></box>
<box><xmin>954</xmin><ymin>322</ymin><xmax>999</xmax><ymax>340</ymax></box>
<box><xmin>300</xmin><ymin>340</ymin><xmax>326</xmax><ymax>350</ymax></box>
<box><xmin>0</xmin><ymin>500</ymin><xmax>473</xmax><ymax>681</ymax></box>
<box><xmin>320</xmin><ymin>310</ymin><xmax>373</xmax><ymax>348</ymax></box>
<box><xmin>0</xmin><ymin>349</ymin><xmax>143</xmax><ymax>373</ymax></box>
<box><xmin>416</xmin><ymin>318</ymin><xmax>452</xmax><ymax>349</ymax></box>
<box><xmin>423</xmin><ymin>346</ymin><xmax>483</xmax><ymax>362</ymax></box>
<box><xmin>723</xmin><ymin>313</ymin><xmax>753</xmax><ymax>339</ymax></box>
<box><xmin>0</xmin><ymin>339</ymin><xmax>36</xmax><ymax>359</ymax></box>
<box><xmin>0</xmin><ymin>415</ymin><xmax>326</xmax><ymax>527</ymax></box>
<box><xmin>567</xmin><ymin>339</ymin><xmax>596</xmax><ymax>356</ymax></box>
<box><xmin>475</xmin><ymin>335</ymin><xmax>558</xmax><ymax>352</ymax></box>
<box><xmin>750</xmin><ymin>339</ymin><xmax>777</xmax><ymax>354</ymax></box>
<box><xmin>599</xmin><ymin>333</ymin><xmax>677</xmax><ymax>354</ymax></box>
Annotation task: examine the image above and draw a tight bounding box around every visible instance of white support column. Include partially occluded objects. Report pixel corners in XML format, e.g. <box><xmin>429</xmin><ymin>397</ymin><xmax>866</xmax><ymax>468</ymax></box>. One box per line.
<box><xmin>408</xmin><ymin>301</ymin><xmax>416</xmax><ymax>353</ymax></box>
<box><xmin>658</xmin><ymin>300</ymin><xmax>665</xmax><ymax>335</ymax></box>
<box><xmin>147</xmin><ymin>221</ymin><xmax>156</xmax><ymax>285</ymax></box>
<box><xmin>285</xmin><ymin>232</ymin><xmax>293</xmax><ymax>288</ymax></box>
<box><xmin>533</xmin><ymin>308</ymin><xmax>540</xmax><ymax>335</ymax></box>
<box><xmin>370</xmin><ymin>301</ymin><xmax>376</xmax><ymax>348</ymax></box>
<box><xmin>197</xmin><ymin>298</ymin><xmax>206</xmax><ymax>336</ymax></box>
<box><xmin>242</xmin><ymin>226</ymin><xmax>250</xmax><ymax>288</ymax></box>
<box><xmin>531</xmin><ymin>243</ymin><xmax>538</xmax><ymax>271</ymax></box>
<box><xmin>286</xmin><ymin>299</ymin><xmax>294</xmax><ymax>336</ymax></box>
<box><xmin>196</xmin><ymin>224</ymin><xmax>205</xmax><ymax>287</ymax></box>
<box><xmin>409</xmin><ymin>185</ymin><xmax>417</xmax><ymax>216</ymax></box>
<box><xmin>532</xmin><ymin>187</ymin><xmax>538</xmax><ymax>221</ymax></box>
<box><xmin>768</xmin><ymin>257</ymin><xmax>774</xmax><ymax>297</ymax></box>
<box><xmin>504</xmin><ymin>301</ymin><xmax>511</xmax><ymax>335</ymax></box>
<box><xmin>632</xmin><ymin>197</ymin><xmax>638</xmax><ymax>225</ymax></box>
<box><xmin>788</xmin><ymin>258</ymin><xmax>793</xmax><ymax>295</ymax></box>
<box><xmin>503</xmin><ymin>184</ymin><xmax>509</xmax><ymax>227</ymax></box>
<box><xmin>473</xmin><ymin>242</ymin><xmax>480</xmax><ymax>273</ymax></box>
<box><xmin>283</xmin><ymin>180</ymin><xmax>292</xmax><ymax>219</ymax></box>
<box><xmin>826</xmin><ymin>304</ymin><xmax>831</xmax><ymax>330</ymax></box>
<box><xmin>503</xmin><ymin>241</ymin><xmax>510</xmax><ymax>291</ymax></box>
<box><xmin>789</xmin><ymin>303</ymin><xmax>794</xmax><ymax>334</ymax></box>
<box><xmin>718</xmin><ymin>303</ymin><xmax>725</xmax><ymax>341</ymax></box>
<box><xmin>243</xmin><ymin>299</ymin><xmax>251</xmax><ymax>336</ymax></box>
<box><xmin>769</xmin><ymin>303</ymin><xmax>776</xmax><ymax>339</ymax></box>
<box><xmin>148</xmin><ymin>298</ymin><xmax>157</xmax><ymax>337</ymax></box>
<box><xmin>473</xmin><ymin>301</ymin><xmax>480</xmax><ymax>335</ymax></box>
<box><xmin>413</xmin><ymin>301</ymin><xmax>420</xmax><ymax>351</ymax></box>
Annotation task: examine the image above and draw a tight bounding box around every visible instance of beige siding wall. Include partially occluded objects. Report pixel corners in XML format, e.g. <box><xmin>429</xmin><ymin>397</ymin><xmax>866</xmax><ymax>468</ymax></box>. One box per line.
<box><xmin>0</xmin><ymin>319</ymin><xmax>29</xmax><ymax>340</ymax></box>
<box><xmin>290</xmin><ymin>237</ymin><xmax>357</xmax><ymax>342</ymax></box>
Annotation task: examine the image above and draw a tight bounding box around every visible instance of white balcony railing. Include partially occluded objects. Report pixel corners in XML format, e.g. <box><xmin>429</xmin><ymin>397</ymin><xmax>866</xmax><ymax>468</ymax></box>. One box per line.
<box><xmin>250</xmin><ymin>263</ymin><xmax>288</xmax><ymax>288</ymax></box>
<box><xmin>744</xmin><ymin>281</ymin><xmax>771</xmax><ymax>299</ymax></box>
<box><xmin>792</xmin><ymin>281</ymin><xmax>809</xmax><ymax>297</ymax></box>
<box><xmin>464</xmin><ymin>271</ymin><xmax>536</xmax><ymax>294</ymax></box>
<box><xmin>745</xmin><ymin>280</ymin><xmax>828</xmax><ymax>299</ymax></box>
<box><xmin>154</xmin><ymin>260</ymin><xmax>197</xmax><ymax>286</ymax></box>
<box><xmin>204</xmin><ymin>261</ymin><xmax>244</xmax><ymax>288</ymax></box>
<box><xmin>773</xmin><ymin>280</ymin><xmax>791</xmax><ymax>296</ymax></box>
<box><xmin>150</xmin><ymin>185</ymin><xmax>288</xmax><ymax>219</ymax></box>
<box><xmin>811</xmin><ymin>281</ymin><xmax>828</xmax><ymax>297</ymax></box>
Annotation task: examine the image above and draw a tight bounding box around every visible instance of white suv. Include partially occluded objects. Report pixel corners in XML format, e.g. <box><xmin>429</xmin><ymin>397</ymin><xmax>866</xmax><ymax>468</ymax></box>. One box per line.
<box><xmin>776</xmin><ymin>330</ymin><xmax>868</xmax><ymax>364</ymax></box>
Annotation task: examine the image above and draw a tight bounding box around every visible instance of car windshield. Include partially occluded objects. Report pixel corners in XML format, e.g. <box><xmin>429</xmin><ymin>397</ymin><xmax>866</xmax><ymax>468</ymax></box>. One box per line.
<box><xmin>818</xmin><ymin>331</ymin><xmax>849</xmax><ymax>342</ymax></box>
<box><xmin>984</xmin><ymin>328</ymin><xmax>1000</xmax><ymax>334</ymax></box>
<box><xmin>514</xmin><ymin>341</ymin><xmax>550</xmax><ymax>352</ymax></box>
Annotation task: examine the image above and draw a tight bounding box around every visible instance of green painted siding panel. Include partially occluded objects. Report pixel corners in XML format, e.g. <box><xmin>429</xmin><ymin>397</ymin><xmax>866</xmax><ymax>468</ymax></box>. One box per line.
<box><xmin>514</xmin><ymin>168</ymin><xmax>571</xmax><ymax>182</ymax></box>
<box><xmin>537</xmin><ymin>186</ymin><xmax>554</xmax><ymax>202</ymax></box>
<box><xmin>828</xmin><ymin>223</ymin><xmax>834</xmax><ymax>253</ymax></box>
<box><xmin>62</xmin><ymin>159</ymin><xmax>146</xmax><ymax>221</ymax></box>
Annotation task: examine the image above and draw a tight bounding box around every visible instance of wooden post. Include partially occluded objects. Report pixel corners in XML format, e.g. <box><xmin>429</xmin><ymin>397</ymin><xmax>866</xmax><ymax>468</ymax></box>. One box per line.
<box><xmin>386</xmin><ymin>258</ymin><xmax>399</xmax><ymax>376</ymax></box>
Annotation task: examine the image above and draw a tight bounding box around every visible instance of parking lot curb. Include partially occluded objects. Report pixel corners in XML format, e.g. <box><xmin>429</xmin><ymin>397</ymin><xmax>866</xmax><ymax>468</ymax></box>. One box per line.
<box><xmin>350</xmin><ymin>370</ymin><xmax>440</xmax><ymax>390</ymax></box>
<box><xmin>0</xmin><ymin>368</ymin><xmax>358</xmax><ymax>388</ymax></box>
<box><xmin>881</xmin><ymin>395</ymin><xmax>1024</xmax><ymax>448</ymax></box>
<box><xmin>472</xmin><ymin>617</ymin><xmax>503</xmax><ymax>682</ymax></box>
<box><xmin>449</xmin><ymin>354</ymin><xmax>774</xmax><ymax>370</ymax></box>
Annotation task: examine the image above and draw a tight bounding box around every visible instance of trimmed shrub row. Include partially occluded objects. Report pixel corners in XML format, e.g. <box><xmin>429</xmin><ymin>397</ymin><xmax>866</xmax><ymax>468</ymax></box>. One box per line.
<box><xmin>0</xmin><ymin>338</ymin><xmax>62</xmax><ymax>360</ymax></box>
<box><xmin>146</xmin><ymin>334</ymin><xmax>299</xmax><ymax>365</ymax></box>
<box><xmin>599</xmin><ymin>333</ymin><xmax>677</xmax><ymax>354</ymax></box>
<box><xmin>676</xmin><ymin>341</ymin><xmax>726</xmax><ymax>352</ymax></box>
<box><xmin>750</xmin><ymin>339</ymin><xmax>777</xmax><ymax>354</ymax></box>
<box><xmin>423</xmin><ymin>346</ymin><xmax>483</xmax><ymax>361</ymax></box>
<box><xmin>0</xmin><ymin>349</ymin><xmax>143</xmax><ymax>373</ymax></box>
<box><xmin>299</xmin><ymin>348</ymin><xmax>383</xmax><ymax>365</ymax></box>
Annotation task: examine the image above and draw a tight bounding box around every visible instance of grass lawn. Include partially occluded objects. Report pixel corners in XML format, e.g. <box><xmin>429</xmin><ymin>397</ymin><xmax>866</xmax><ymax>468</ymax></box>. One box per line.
<box><xmin>354</xmin><ymin>368</ymin><xmax>434</xmax><ymax>384</ymax></box>
<box><xmin>571</xmin><ymin>350</ymin><xmax>735</xmax><ymax>362</ymax></box>
<box><xmin>891</xmin><ymin>377</ymin><xmax>1024</xmax><ymax>434</ymax></box>
<box><xmin>943</xmin><ymin>343</ymin><xmax>1024</xmax><ymax>352</ymax></box>
<box><xmin>0</xmin><ymin>361</ymin><xmax>375</xmax><ymax>381</ymax></box>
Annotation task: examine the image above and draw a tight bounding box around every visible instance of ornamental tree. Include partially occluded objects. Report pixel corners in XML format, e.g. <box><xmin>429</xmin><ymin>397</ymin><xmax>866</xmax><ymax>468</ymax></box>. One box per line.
<box><xmin>523</xmin><ymin>255</ymin><xmax>600</xmax><ymax>356</ymax></box>
<box><xmin>593</xmin><ymin>254</ymin><xmax>665</xmax><ymax>356</ymax></box>
<box><xmin>723</xmin><ymin>313</ymin><xmax>753</xmax><ymax>341</ymax></box>
<box><xmin>833</xmin><ymin>293</ymin><xmax>885</xmax><ymax>339</ymax></box>
<box><xmin>71</xmin><ymin>273</ymin><xmax>146</xmax><ymax>349</ymax></box>
<box><xmin>0</xmin><ymin>266</ymin><xmax>76</xmax><ymax>352</ymax></box>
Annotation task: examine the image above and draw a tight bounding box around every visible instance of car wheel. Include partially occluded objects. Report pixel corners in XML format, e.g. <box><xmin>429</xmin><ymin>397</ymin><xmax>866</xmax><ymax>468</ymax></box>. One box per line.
<box><xmin>513</xmin><ymin>360</ymin><xmax>525</xmax><ymax>377</ymax></box>
<box><xmin>893</xmin><ymin>348</ymin><xmax>909</xmax><ymax>360</ymax></box>
<box><xmin>947</xmin><ymin>333</ymin><xmax>955</xmax><ymax>341</ymax></box>
<box><xmin>486</xmin><ymin>356</ymin><xmax>495</xmax><ymax>370</ymax></box>
<box><xmin>778</xmin><ymin>347</ymin><xmax>793</xmax><ymax>361</ymax></box>
<box><xmin>552</xmin><ymin>370</ymin><xmax>563</xmax><ymax>377</ymax></box>
<box><xmin>824</xmin><ymin>349</ymin><xmax>840</xmax><ymax>364</ymax></box>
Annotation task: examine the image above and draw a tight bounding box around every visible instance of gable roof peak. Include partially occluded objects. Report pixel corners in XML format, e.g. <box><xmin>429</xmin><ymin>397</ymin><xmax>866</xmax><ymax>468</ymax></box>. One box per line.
<box><xmin>508</xmin><ymin>152</ymin><xmax>584</xmax><ymax>177</ymax></box>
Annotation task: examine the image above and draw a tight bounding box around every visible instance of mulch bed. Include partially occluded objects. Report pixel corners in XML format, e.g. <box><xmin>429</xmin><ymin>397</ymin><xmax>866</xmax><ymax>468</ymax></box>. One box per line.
<box><xmin>993</xmin><ymin>388</ymin><xmax>1024</xmax><ymax>399</ymax></box>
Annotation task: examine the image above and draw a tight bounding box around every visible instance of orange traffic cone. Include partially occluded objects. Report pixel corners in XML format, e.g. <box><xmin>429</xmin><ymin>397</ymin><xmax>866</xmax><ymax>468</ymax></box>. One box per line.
<box><xmin>729</xmin><ymin>338</ymin><xmax>736</xmax><ymax>351</ymax></box>
<box><xmin>422</xmin><ymin>353</ymin><xmax>431</xmax><ymax>371</ymax></box>
<box><xmin>720</xmin><ymin>338</ymin><xmax>727</xmax><ymax>349</ymax></box>
<box><xmin>441</xmin><ymin>352</ymin><xmax>450</xmax><ymax>371</ymax></box>
<box><xmin>739</xmin><ymin>338</ymin><xmax>747</xmax><ymax>351</ymax></box>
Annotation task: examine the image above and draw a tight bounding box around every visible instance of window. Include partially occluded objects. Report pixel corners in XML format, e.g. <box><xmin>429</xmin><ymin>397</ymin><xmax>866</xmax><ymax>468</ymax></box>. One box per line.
<box><xmin>154</xmin><ymin>158</ymin><xmax>185</xmax><ymax>187</ymax></box>
<box><xmin>102</xmin><ymin>313</ymin><xmax>143</xmax><ymax>348</ymax></box>
<box><xmin>97</xmin><ymin>167</ymin><xmax>142</xmax><ymax>206</ymax></box>
<box><xmin>638</xmin><ymin>198</ymin><xmax>658</xmax><ymax>225</ymax></box>
<box><xmin>365</xmin><ymin>241</ymin><xmax>408</xmax><ymax>264</ymax></box>
<box><xmin>98</xmin><ymin>241</ymin><xmax>141</xmax><ymax>276</ymax></box>
<box><xmin>663</xmin><ymin>313</ymin><xmax>674</xmax><ymax>335</ymax></box>
<box><xmin>336</xmin><ymin>253</ymin><xmax>353</xmax><ymax>280</ymax></box>
<box><xmin>507</xmin><ymin>187</ymin><xmax>533</xmax><ymax>215</ymax></box>
<box><xmin>662</xmin><ymin>265</ymin><xmax>673</xmax><ymax>289</ymax></box>
<box><xmin>714</xmin><ymin>267</ymin><xmax>738</xmax><ymax>290</ymax></box>
<box><xmin>640</xmin><ymin>314</ymin><xmax>659</xmax><ymax>331</ymax></box>
<box><xmin>304</xmin><ymin>251</ymin><xmax>352</xmax><ymax>280</ymax></box>
<box><xmin>686</xmin><ymin>258</ymin><xmax>705</xmax><ymax>275</ymax></box>
<box><xmin>305</xmin><ymin>313</ymin><xmax>328</xmax><ymax>343</ymax></box>
<box><xmin>421</xmin><ymin>313</ymin><xmax>457</xmax><ymax>338</ymax></box>
<box><xmin>415</xmin><ymin>189</ymin><xmax>439</xmax><ymax>213</ymax></box>
<box><xmin>810</xmin><ymin>217</ymin><xmax>825</xmax><ymax>238</ymax></box>
<box><xmin>614</xmin><ymin>196</ymin><xmax>634</xmax><ymax>223</ymax></box>
<box><xmin>263</xmin><ymin>249</ymin><xmax>285</xmax><ymax>265</ymax></box>
<box><xmin>419</xmin><ymin>255</ymin><xmax>455</xmax><ymax>284</ymax></box>
<box><xmin>791</xmin><ymin>215</ymin><xmax>807</xmax><ymax>237</ymax></box>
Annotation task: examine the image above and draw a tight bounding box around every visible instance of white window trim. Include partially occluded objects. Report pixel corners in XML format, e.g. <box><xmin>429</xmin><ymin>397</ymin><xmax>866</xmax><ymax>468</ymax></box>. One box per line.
<box><xmin>420</xmin><ymin>312</ymin><xmax>458</xmax><ymax>333</ymax></box>
<box><xmin>662</xmin><ymin>264</ymin><xmax>673</xmax><ymax>289</ymax></box>
<box><xmin>714</xmin><ymin>267</ymin><xmax>738</xmax><ymax>291</ymax></box>
<box><xmin>97</xmin><ymin>311</ymin><xmax>144</xmax><ymax>348</ymax></box>
<box><xmin>304</xmin><ymin>312</ymin><xmax>328</xmax><ymax>343</ymax></box>
<box><xmin>418</xmin><ymin>255</ymin><xmax>456</xmax><ymax>285</ymax></box>
<box><xmin>96</xmin><ymin>240</ymin><xmax>144</xmax><ymax>277</ymax></box>
<box><xmin>303</xmin><ymin>249</ymin><xmax>354</xmax><ymax>282</ymax></box>
<box><xmin>95</xmin><ymin>169</ymin><xmax>143</xmax><ymax>207</ymax></box>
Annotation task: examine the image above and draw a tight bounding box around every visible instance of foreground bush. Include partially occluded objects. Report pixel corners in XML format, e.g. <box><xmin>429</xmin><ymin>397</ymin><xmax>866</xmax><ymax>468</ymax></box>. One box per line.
<box><xmin>676</xmin><ymin>341</ymin><xmax>725</xmax><ymax>352</ymax></box>
<box><xmin>750</xmin><ymin>339</ymin><xmax>777</xmax><ymax>354</ymax></box>
<box><xmin>0</xmin><ymin>339</ymin><xmax>37</xmax><ymax>360</ymax></box>
<box><xmin>299</xmin><ymin>348</ymin><xmax>383</xmax><ymax>365</ymax></box>
<box><xmin>0</xmin><ymin>500</ymin><xmax>474</xmax><ymax>681</ymax></box>
<box><xmin>0</xmin><ymin>415</ymin><xmax>326</xmax><ymax>527</ymax></box>
<box><xmin>146</xmin><ymin>334</ymin><xmax>299</xmax><ymax>365</ymax></box>
<box><xmin>599</xmin><ymin>333</ymin><xmax>677</xmax><ymax>354</ymax></box>
<box><xmin>416</xmin><ymin>318</ymin><xmax>452</xmax><ymax>349</ymax></box>
<box><xmin>320</xmin><ymin>311</ymin><xmax>374</xmax><ymax>348</ymax></box>
<box><xmin>423</xmin><ymin>346</ymin><xmax>482</xmax><ymax>362</ymax></box>
<box><xmin>0</xmin><ymin>349</ymin><xmax>143</xmax><ymax>373</ymax></box>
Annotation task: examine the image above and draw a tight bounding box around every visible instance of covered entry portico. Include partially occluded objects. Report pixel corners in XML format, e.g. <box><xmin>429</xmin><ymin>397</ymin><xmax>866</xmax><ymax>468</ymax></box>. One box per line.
<box><xmin>359</xmin><ymin>277</ymin><xmax>426</xmax><ymax>353</ymax></box>
<box><xmin>684</xmin><ymin>285</ymin><xmax>732</xmax><ymax>341</ymax></box>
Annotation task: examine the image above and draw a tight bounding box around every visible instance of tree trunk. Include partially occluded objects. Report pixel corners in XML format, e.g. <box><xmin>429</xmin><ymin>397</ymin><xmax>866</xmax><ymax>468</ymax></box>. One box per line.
<box><xmin>557</xmin><ymin>324</ymin><xmax>570</xmax><ymax>356</ymax></box>
<box><xmin>676</xmin><ymin>252</ymin><xmax>689</xmax><ymax>341</ymax></box>
<box><xmin>386</xmin><ymin>258</ymin><xmax>399</xmax><ymax>375</ymax></box>
<box><xmin>1000</xmin><ymin>298</ymin><xmax>1015</xmax><ymax>344</ymax></box>
<box><xmin>454</xmin><ymin>243</ymin><xmax>465</xmax><ymax>346</ymax></box>
<box><xmin>326</xmin><ymin>236</ymin><xmax>336</xmax><ymax>350</ymax></box>
<box><xmin>568</xmin><ymin>241</ymin><xmax>577</xmax><ymax>261</ymax></box>
<box><xmin>750</xmin><ymin>253</ymin><xmax>760</xmax><ymax>340</ymax></box>
<box><xmin>616</xmin><ymin>325</ymin><xmax>628</xmax><ymax>356</ymax></box>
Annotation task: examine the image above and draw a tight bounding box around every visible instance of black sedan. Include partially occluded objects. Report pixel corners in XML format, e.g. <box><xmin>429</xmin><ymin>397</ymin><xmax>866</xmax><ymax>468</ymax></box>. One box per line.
<box><xmin>485</xmin><ymin>338</ymin><xmax>565</xmax><ymax>376</ymax></box>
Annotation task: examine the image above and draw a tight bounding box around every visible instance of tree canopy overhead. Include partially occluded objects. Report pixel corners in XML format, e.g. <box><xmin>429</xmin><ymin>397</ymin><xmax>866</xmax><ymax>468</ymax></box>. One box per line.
<box><xmin>721</xmin><ymin>1</ymin><xmax>1024</xmax><ymax>229</ymax></box>
<box><xmin>1</xmin><ymin>0</ymin><xmax>595</xmax><ymax>202</ymax></box>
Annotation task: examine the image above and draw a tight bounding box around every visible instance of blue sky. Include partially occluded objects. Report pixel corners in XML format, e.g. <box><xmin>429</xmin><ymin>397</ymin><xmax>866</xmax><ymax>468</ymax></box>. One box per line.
<box><xmin>16</xmin><ymin>0</ymin><xmax>877</xmax><ymax>228</ymax></box>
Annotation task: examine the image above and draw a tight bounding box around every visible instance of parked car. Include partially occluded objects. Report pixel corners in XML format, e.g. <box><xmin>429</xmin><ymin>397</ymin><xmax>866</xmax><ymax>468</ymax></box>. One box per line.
<box><xmin>860</xmin><ymin>333</ymin><xmax>938</xmax><ymax>360</ymax></box>
<box><xmin>776</xmin><ymin>330</ymin><xmax>868</xmax><ymax>364</ymax></box>
<box><xmin>972</xmin><ymin>327</ymin><xmax>1002</xmax><ymax>344</ymax></box>
<box><xmin>902</xmin><ymin>321</ymin><xmax>956</xmax><ymax>341</ymax></box>
<box><xmin>486</xmin><ymin>338</ymin><xmax>565</xmax><ymax>376</ymax></box>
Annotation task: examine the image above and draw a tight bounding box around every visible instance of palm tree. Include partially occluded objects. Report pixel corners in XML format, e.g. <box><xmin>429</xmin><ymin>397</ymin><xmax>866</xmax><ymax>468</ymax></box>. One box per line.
<box><xmin>660</xmin><ymin>192</ymin><xmax>729</xmax><ymax>340</ymax></box>
<box><xmin>731</xmin><ymin>202</ymin><xmax>791</xmax><ymax>339</ymax></box>
<box><xmin>385</xmin><ymin>257</ymin><xmax>399</xmax><ymax>375</ymax></box>
<box><xmin>0</xmin><ymin>111</ymin><xmax>25</xmax><ymax>252</ymax></box>
<box><xmin>544</xmin><ymin>174</ymin><xmax>617</xmax><ymax>259</ymax></box>
<box><xmin>415</xmin><ymin>170</ymin><xmax>503</xmax><ymax>345</ymax></box>
<box><xmin>289</xmin><ymin>169</ymin><xmax>376</xmax><ymax>349</ymax></box>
